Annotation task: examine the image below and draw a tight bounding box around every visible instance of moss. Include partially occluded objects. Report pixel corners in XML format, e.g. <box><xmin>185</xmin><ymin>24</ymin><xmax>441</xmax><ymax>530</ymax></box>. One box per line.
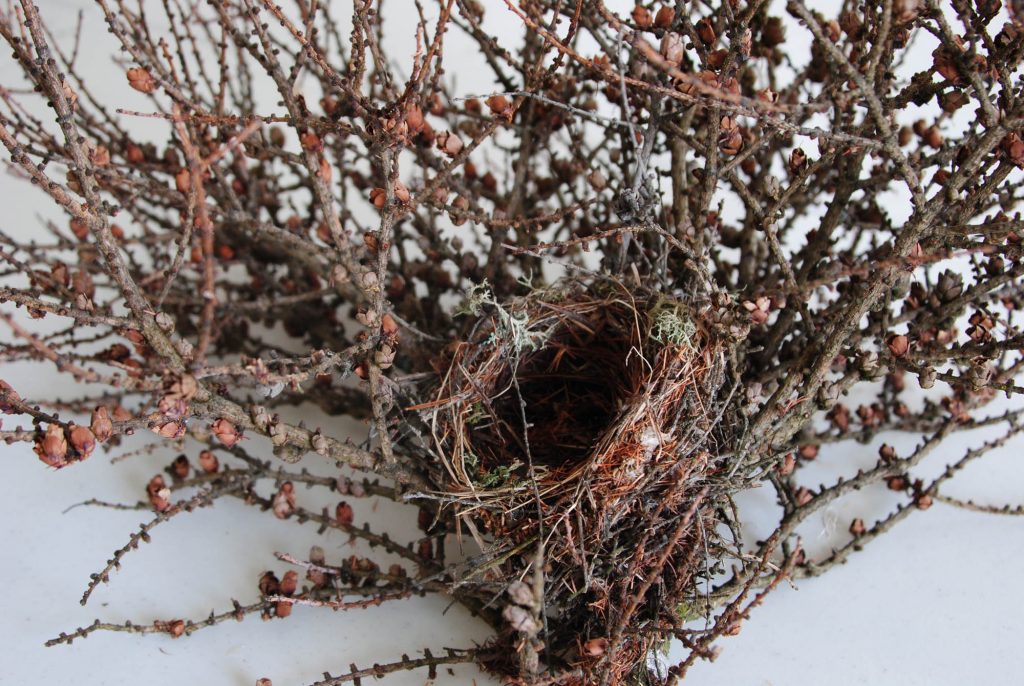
<box><xmin>477</xmin><ymin>461</ymin><xmax>522</xmax><ymax>488</ymax></box>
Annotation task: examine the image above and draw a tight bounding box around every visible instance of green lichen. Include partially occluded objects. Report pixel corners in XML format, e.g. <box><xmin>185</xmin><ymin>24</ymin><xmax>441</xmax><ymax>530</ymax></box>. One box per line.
<box><xmin>650</xmin><ymin>298</ymin><xmax>697</xmax><ymax>350</ymax></box>
<box><xmin>460</xmin><ymin>280</ymin><xmax>548</xmax><ymax>354</ymax></box>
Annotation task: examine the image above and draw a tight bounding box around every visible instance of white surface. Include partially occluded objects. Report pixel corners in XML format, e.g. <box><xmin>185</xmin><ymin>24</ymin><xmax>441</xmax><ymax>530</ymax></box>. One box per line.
<box><xmin>2</xmin><ymin>2</ymin><xmax>1023</xmax><ymax>685</ymax></box>
<box><xmin>1</xmin><ymin>420</ymin><xmax>1022</xmax><ymax>686</ymax></box>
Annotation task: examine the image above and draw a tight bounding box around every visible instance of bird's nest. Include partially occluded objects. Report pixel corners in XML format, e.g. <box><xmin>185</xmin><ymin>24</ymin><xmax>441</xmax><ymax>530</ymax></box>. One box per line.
<box><xmin>419</xmin><ymin>279</ymin><xmax>730</xmax><ymax>683</ymax></box>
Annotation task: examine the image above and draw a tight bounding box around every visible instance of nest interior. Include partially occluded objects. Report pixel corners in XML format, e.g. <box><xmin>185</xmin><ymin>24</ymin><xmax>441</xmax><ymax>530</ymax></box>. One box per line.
<box><xmin>470</xmin><ymin>295</ymin><xmax>642</xmax><ymax>471</ymax></box>
<box><xmin>426</xmin><ymin>281</ymin><xmax>729</xmax><ymax>683</ymax></box>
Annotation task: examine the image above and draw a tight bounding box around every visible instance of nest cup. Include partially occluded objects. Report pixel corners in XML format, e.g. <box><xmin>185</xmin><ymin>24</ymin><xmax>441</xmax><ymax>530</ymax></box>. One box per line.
<box><xmin>426</xmin><ymin>280</ymin><xmax>727</xmax><ymax>682</ymax></box>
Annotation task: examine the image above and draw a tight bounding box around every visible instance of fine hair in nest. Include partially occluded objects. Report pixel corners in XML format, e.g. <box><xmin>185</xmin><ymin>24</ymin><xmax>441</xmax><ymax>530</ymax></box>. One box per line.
<box><xmin>423</xmin><ymin>279</ymin><xmax>730</xmax><ymax>683</ymax></box>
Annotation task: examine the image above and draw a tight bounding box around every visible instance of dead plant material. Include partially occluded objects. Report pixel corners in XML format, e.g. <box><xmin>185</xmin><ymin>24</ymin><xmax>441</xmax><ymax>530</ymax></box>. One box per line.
<box><xmin>422</xmin><ymin>280</ymin><xmax>726</xmax><ymax>681</ymax></box>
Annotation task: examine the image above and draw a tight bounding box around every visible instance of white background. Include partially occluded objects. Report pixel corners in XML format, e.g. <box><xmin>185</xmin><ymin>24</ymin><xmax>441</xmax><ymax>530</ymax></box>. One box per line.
<box><xmin>1</xmin><ymin>2</ymin><xmax>1022</xmax><ymax>685</ymax></box>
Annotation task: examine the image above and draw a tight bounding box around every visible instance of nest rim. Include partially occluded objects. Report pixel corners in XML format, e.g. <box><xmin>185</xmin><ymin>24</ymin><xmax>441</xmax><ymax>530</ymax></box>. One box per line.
<box><xmin>425</xmin><ymin>280</ymin><xmax>715</xmax><ymax>500</ymax></box>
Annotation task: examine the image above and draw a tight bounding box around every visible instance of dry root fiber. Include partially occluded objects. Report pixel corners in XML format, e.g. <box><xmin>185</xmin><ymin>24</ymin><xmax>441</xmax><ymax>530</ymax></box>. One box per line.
<box><xmin>423</xmin><ymin>280</ymin><xmax>728</xmax><ymax>683</ymax></box>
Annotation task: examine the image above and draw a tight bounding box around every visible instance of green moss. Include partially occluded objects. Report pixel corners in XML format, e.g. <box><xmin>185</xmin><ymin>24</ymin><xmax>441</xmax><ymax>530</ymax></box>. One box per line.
<box><xmin>465</xmin><ymin>401</ymin><xmax>486</xmax><ymax>426</ymax></box>
<box><xmin>477</xmin><ymin>461</ymin><xmax>522</xmax><ymax>488</ymax></box>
